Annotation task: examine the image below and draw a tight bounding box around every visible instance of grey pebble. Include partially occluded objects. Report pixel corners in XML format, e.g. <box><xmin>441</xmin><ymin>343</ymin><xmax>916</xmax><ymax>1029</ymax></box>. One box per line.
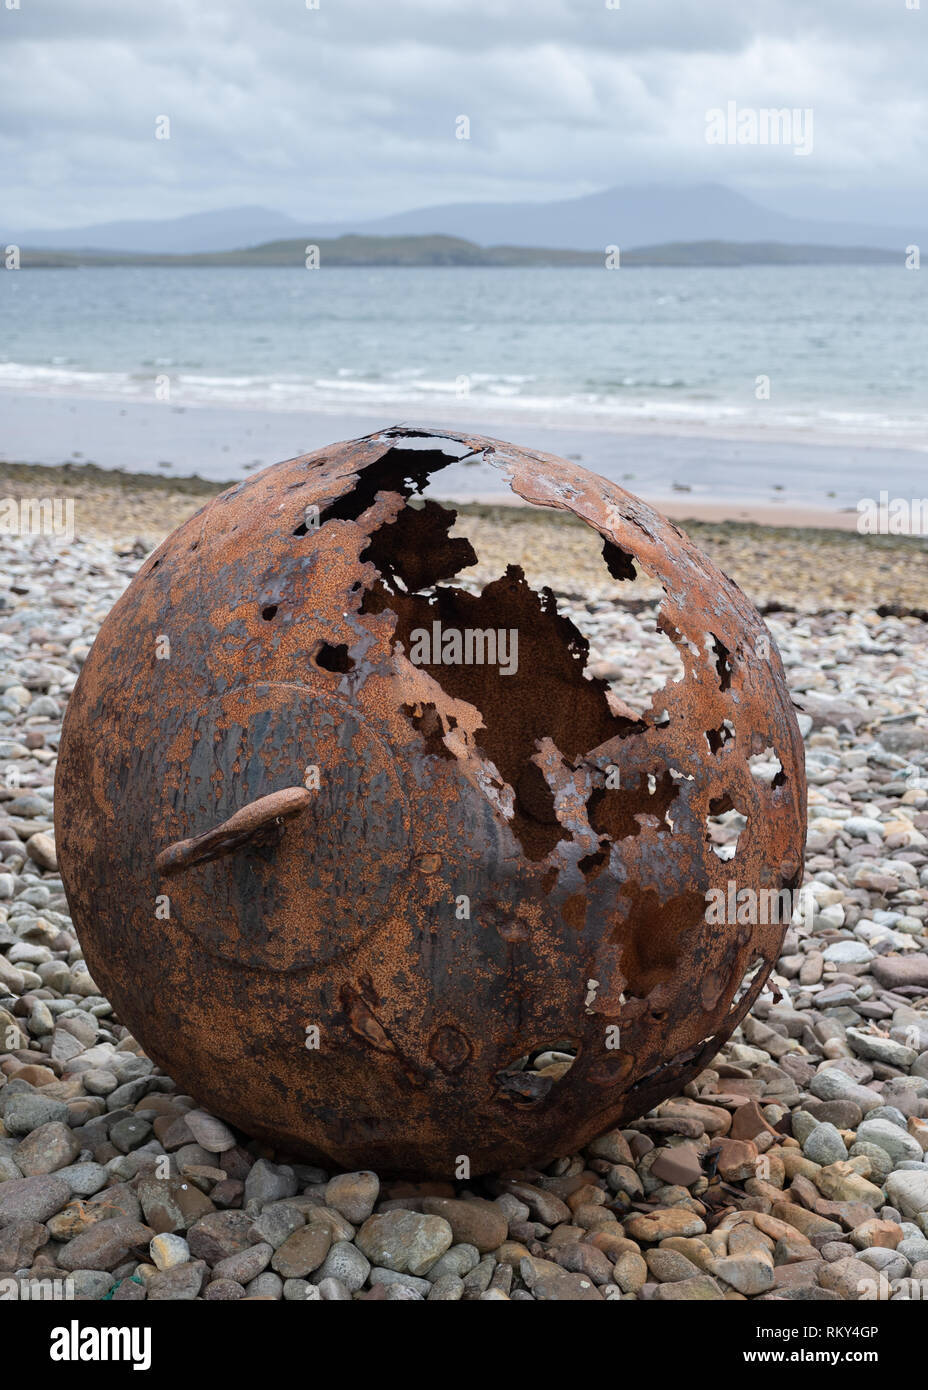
<box><xmin>55</xmin><ymin>1162</ymin><xmax>109</xmax><ymax>1197</ymax></box>
<box><xmin>313</xmin><ymin>1239</ymin><xmax>370</xmax><ymax>1291</ymax></box>
<box><xmin>802</xmin><ymin>1122</ymin><xmax>848</xmax><ymax>1165</ymax></box>
<box><xmin>424</xmin><ymin>1242</ymin><xmax>481</xmax><ymax>1282</ymax></box>
<box><xmin>244</xmin><ymin>1158</ymin><xmax>298</xmax><ymax>1209</ymax></box>
<box><xmin>318</xmin><ymin>1276</ymin><xmax>352</xmax><ymax>1301</ymax></box>
<box><xmin>369</xmin><ymin>1266</ymin><xmax>432</xmax><ymax>1296</ymax></box>
<box><xmin>428</xmin><ymin>1273</ymin><xmax>465</xmax><ymax>1300</ymax></box>
<box><xmin>244</xmin><ymin>1271</ymin><xmax>283</xmax><ymax>1299</ymax></box>
<box><xmin>2</xmin><ymin>1093</ymin><xmax>68</xmax><ymax>1135</ymax></box>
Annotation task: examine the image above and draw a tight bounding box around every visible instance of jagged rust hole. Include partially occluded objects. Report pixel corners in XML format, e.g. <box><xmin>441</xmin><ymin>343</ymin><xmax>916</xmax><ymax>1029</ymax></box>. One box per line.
<box><xmin>577</xmin><ymin>846</ymin><xmax>607</xmax><ymax>879</ymax></box>
<box><xmin>729</xmin><ymin>955</ymin><xmax>769</xmax><ymax>1013</ymax></box>
<box><xmin>711</xmin><ymin>634</ymin><xmax>733</xmax><ymax>691</ymax></box>
<box><xmin>706</xmin><ymin>793</ymin><xmax>747</xmax><ymax>861</ymax></box>
<box><xmin>749</xmin><ymin>745</ymin><xmax>786</xmax><ymax>788</ymax></box>
<box><xmin>588</xmin><ymin>769</ymin><xmax>677</xmax><ymax>842</ymax></box>
<box><xmin>495</xmin><ymin>1039</ymin><xmax>579</xmax><ymax>1106</ymax></box>
<box><xmin>305</xmin><ymin>438</ymin><xmax>760</xmax><ymax>1008</ymax></box>
<box><xmin>349</xmin><ymin>448</ymin><xmax>661</xmax><ymax>864</ymax></box>
<box><xmin>315</xmin><ymin>642</ymin><xmax>355</xmax><ymax>673</ymax></box>
<box><xmin>401</xmin><ymin>701</ymin><xmax>455</xmax><ymax>760</ymax></box>
<box><xmin>612</xmin><ymin>608</ymin><xmax>687</xmax><ymax>705</ymax></box>
<box><xmin>706</xmin><ymin>719</ymin><xmax>735</xmax><ymax>754</ymax></box>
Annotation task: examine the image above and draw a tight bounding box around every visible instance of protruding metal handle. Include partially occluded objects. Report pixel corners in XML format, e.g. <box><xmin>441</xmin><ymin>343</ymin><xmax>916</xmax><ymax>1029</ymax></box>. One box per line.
<box><xmin>156</xmin><ymin>786</ymin><xmax>312</xmax><ymax>877</ymax></box>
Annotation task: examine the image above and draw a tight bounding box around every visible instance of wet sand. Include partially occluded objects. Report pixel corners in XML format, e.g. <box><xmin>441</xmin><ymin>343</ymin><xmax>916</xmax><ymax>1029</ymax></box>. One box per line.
<box><xmin>2</xmin><ymin>390</ymin><xmax>926</xmax><ymax>522</ymax></box>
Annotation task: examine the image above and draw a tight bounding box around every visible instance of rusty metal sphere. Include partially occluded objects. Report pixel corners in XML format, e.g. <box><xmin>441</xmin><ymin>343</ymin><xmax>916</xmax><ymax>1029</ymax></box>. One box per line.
<box><xmin>55</xmin><ymin>427</ymin><xmax>806</xmax><ymax>1178</ymax></box>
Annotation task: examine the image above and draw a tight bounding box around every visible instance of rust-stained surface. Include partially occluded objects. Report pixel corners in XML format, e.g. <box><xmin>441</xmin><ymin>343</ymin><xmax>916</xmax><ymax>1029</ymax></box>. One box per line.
<box><xmin>54</xmin><ymin>426</ymin><xmax>807</xmax><ymax>1177</ymax></box>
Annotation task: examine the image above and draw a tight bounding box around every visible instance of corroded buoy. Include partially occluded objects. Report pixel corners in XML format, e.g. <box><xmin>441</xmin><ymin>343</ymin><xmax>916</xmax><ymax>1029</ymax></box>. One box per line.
<box><xmin>55</xmin><ymin>427</ymin><xmax>806</xmax><ymax>1177</ymax></box>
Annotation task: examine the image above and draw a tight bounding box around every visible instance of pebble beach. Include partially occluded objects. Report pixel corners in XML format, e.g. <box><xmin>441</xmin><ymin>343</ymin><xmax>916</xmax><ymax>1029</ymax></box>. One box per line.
<box><xmin>2</xmin><ymin>462</ymin><xmax>928</xmax><ymax>1303</ymax></box>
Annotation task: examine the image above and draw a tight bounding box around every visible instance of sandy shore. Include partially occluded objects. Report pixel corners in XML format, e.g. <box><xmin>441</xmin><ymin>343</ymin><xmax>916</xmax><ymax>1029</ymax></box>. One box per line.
<box><xmin>2</xmin><ymin>391</ymin><xmax>926</xmax><ymax>516</ymax></box>
<box><xmin>440</xmin><ymin>490</ymin><xmax>867</xmax><ymax>531</ymax></box>
<box><xmin>1</xmin><ymin>458</ymin><xmax>925</xmax><ymax>614</ymax></box>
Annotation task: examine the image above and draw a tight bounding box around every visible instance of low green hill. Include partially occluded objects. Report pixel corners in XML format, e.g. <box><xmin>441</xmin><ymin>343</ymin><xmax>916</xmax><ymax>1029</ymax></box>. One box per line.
<box><xmin>15</xmin><ymin>233</ymin><xmax>900</xmax><ymax>269</ymax></box>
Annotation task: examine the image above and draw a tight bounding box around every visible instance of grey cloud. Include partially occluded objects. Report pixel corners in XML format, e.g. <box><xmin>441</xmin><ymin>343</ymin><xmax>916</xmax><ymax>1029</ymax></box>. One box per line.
<box><xmin>1</xmin><ymin>0</ymin><xmax>925</xmax><ymax>229</ymax></box>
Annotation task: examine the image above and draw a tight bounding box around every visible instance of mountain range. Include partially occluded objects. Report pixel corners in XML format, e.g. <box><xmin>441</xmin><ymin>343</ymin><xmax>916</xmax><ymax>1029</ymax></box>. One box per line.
<box><xmin>5</xmin><ymin>183</ymin><xmax>920</xmax><ymax>255</ymax></box>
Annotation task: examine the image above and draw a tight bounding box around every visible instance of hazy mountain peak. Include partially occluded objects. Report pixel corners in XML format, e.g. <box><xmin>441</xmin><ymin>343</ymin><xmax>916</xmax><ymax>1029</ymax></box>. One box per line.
<box><xmin>5</xmin><ymin>183</ymin><xmax>915</xmax><ymax>255</ymax></box>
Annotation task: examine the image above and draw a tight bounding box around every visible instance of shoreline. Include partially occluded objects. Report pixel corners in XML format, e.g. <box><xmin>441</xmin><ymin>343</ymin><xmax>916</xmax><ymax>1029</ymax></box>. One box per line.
<box><xmin>0</xmin><ymin>394</ymin><xmax>922</xmax><ymax>528</ymax></box>
<box><xmin>4</xmin><ymin>381</ymin><xmax>928</xmax><ymax>457</ymax></box>
<box><xmin>1</xmin><ymin>392</ymin><xmax>927</xmax><ymax>520</ymax></box>
<box><xmin>2</xmin><ymin>457</ymin><xmax>926</xmax><ymax>539</ymax></box>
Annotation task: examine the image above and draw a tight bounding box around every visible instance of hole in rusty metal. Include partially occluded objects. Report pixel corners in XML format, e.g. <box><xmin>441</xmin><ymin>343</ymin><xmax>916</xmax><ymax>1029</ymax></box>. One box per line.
<box><xmin>307</xmin><ymin>436</ymin><xmax>772</xmax><ymax>1036</ymax></box>
<box><xmin>706</xmin><ymin>794</ymin><xmax>747</xmax><ymax>861</ymax></box>
<box><xmin>261</xmin><ymin>604</ymin><xmax>278</xmax><ymax>621</ymax></box>
<box><xmin>711</xmin><ymin>634</ymin><xmax>733</xmax><ymax>691</ymax></box>
<box><xmin>324</xmin><ymin>445</ymin><xmax>460</xmax><ymax>524</ymax></box>
<box><xmin>706</xmin><ymin>720</ymin><xmax>735</xmax><ymax>754</ymax></box>
<box><xmin>362</xmin><ymin>543</ymin><xmax>646</xmax><ymax>860</ymax></box>
<box><xmin>315</xmin><ymin>642</ymin><xmax>355</xmax><ymax>673</ymax></box>
<box><xmin>362</xmin><ymin>498</ymin><xmax>477</xmax><ymax>594</ymax></box>
<box><xmin>588</xmin><ymin>769</ymin><xmax>678</xmax><ymax>842</ymax></box>
<box><xmin>402</xmin><ymin>702</ymin><xmax>455</xmax><ymax>761</ymax></box>
<box><xmin>749</xmin><ymin>746</ymin><xmax>785</xmax><ymax>787</ymax></box>
<box><xmin>495</xmin><ymin>1041</ymin><xmax>579</xmax><ymax>1106</ymax></box>
<box><xmin>584</xmin><ymin>600</ymin><xmax>686</xmax><ymax>705</ymax></box>
<box><xmin>728</xmin><ymin>955</ymin><xmax>769</xmax><ymax>1013</ymax></box>
<box><xmin>601</xmin><ymin>539</ymin><xmax>637</xmax><ymax>581</ymax></box>
<box><xmin>327</xmin><ymin>451</ymin><xmax>695</xmax><ymax>868</ymax></box>
<box><xmin>577</xmin><ymin>845</ymin><xmax>608</xmax><ymax>879</ymax></box>
<box><xmin>658</xmin><ymin>613</ymin><xmax>701</xmax><ymax>675</ymax></box>
<box><xmin>628</xmin><ymin>1030</ymin><xmax>720</xmax><ymax>1098</ymax></box>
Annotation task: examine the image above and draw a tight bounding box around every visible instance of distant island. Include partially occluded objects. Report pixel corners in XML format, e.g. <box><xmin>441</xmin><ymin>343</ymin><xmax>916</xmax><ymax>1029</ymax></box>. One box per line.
<box><xmin>17</xmin><ymin>234</ymin><xmax>900</xmax><ymax>269</ymax></box>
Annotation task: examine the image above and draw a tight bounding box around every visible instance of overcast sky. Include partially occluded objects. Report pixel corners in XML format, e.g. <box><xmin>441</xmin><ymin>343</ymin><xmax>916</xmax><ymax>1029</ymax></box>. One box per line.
<box><xmin>2</xmin><ymin>0</ymin><xmax>926</xmax><ymax>229</ymax></box>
